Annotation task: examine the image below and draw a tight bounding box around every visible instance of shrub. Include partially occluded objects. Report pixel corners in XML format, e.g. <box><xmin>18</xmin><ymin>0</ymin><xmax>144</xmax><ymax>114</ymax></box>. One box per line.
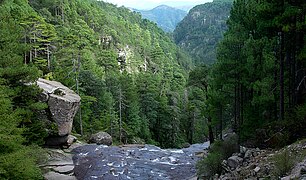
<box><xmin>211</xmin><ymin>134</ymin><xmax>239</xmax><ymax>158</ymax></box>
<box><xmin>272</xmin><ymin>149</ymin><xmax>295</xmax><ymax>178</ymax></box>
<box><xmin>197</xmin><ymin>152</ymin><xmax>223</xmax><ymax>178</ymax></box>
<box><xmin>197</xmin><ymin>134</ymin><xmax>239</xmax><ymax>178</ymax></box>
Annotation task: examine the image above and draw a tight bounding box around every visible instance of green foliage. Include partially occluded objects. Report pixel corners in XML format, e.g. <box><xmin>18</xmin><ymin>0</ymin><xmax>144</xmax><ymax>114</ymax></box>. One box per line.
<box><xmin>197</xmin><ymin>134</ymin><xmax>239</xmax><ymax>178</ymax></box>
<box><xmin>196</xmin><ymin>152</ymin><xmax>223</xmax><ymax>178</ymax></box>
<box><xmin>272</xmin><ymin>149</ymin><xmax>295</xmax><ymax>177</ymax></box>
<box><xmin>0</xmin><ymin>147</ymin><xmax>44</xmax><ymax>180</ymax></box>
<box><xmin>211</xmin><ymin>134</ymin><xmax>239</xmax><ymax>158</ymax></box>
<box><xmin>295</xmin><ymin>104</ymin><xmax>306</xmax><ymax>122</ymax></box>
<box><xmin>23</xmin><ymin>119</ymin><xmax>48</xmax><ymax>146</ymax></box>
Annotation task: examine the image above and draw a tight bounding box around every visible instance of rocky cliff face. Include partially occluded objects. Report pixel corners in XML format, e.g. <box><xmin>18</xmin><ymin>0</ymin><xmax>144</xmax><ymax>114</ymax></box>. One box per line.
<box><xmin>36</xmin><ymin>78</ymin><xmax>81</xmax><ymax>146</ymax></box>
<box><xmin>173</xmin><ymin>1</ymin><xmax>232</xmax><ymax>64</ymax></box>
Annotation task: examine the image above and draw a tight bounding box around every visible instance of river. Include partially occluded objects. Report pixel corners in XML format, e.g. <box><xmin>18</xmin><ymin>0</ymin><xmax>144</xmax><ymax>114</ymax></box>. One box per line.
<box><xmin>72</xmin><ymin>142</ymin><xmax>209</xmax><ymax>180</ymax></box>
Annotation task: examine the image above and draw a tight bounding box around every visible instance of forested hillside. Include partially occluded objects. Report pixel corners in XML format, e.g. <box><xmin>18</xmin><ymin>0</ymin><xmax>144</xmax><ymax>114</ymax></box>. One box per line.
<box><xmin>0</xmin><ymin>0</ymin><xmax>205</xmax><ymax>178</ymax></box>
<box><xmin>191</xmin><ymin>0</ymin><xmax>306</xmax><ymax>152</ymax></box>
<box><xmin>174</xmin><ymin>0</ymin><xmax>232</xmax><ymax>64</ymax></box>
<box><xmin>134</xmin><ymin>5</ymin><xmax>187</xmax><ymax>32</ymax></box>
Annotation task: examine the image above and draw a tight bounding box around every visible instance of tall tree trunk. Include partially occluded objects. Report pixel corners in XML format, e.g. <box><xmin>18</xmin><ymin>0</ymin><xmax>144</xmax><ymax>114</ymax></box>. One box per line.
<box><xmin>61</xmin><ymin>0</ymin><xmax>65</xmax><ymax>22</ymax></box>
<box><xmin>205</xmin><ymin>86</ymin><xmax>214</xmax><ymax>144</ymax></box>
<box><xmin>119</xmin><ymin>88</ymin><xmax>122</xmax><ymax>143</ymax></box>
<box><xmin>191</xmin><ymin>111</ymin><xmax>195</xmax><ymax>144</ymax></box>
<box><xmin>234</xmin><ymin>85</ymin><xmax>237</xmax><ymax>132</ymax></box>
<box><xmin>208</xmin><ymin>116</ymin><xmax>214</xmax><ymax>144</ymax></box>
<box><xmin>47</xmin><ymin>45</ymin><xmax>50</xmax><ymax>70</ymax></box>
<box><xmin>110</xmin><ymin>107</ymin><xmax>113</xmax><ymax>138</ymax></box>
<box><xmin>274</xmin><ymin>48</ymin><xmax>278</xmax><ymax>120</ymax></box>
<box><xmin>24</xmin><ymin>36</ymin><xmax>27</xmax><ymax>64</ymax></box>
<box><xmin>240</xmin><ymin>84</ymin><xmax>244</xmax><ymax>125</ymax></box>
<box><xmin>279</xmin><ymin>31</ymin><xmax>285</xmax><ymax>120</ymax></box>
<box><xmin>219</xmin><ymin>104</ymin><xmax>223</xmax><ymax>140</ymax></box>
<box><xmin>34</xmin><ymin>33</ymin><xmax>37</xmax><ymax>59</ymax></box>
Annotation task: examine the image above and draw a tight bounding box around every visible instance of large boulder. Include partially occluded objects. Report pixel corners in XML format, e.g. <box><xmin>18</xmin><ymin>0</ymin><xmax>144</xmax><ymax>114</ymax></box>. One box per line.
<box><xmin>36</xmin><ymin>78</ymin><xmax>80</xmax><ymax>146</ymax></box>
<box><xmin>89</xmin><ymin>132</ymin><xmax>112</xmax><ymax>146</ymax></box>
<box><xmin>227</xmin><ymin>155</ymin><xmax>243</xmax><ymax>169</ymax></box>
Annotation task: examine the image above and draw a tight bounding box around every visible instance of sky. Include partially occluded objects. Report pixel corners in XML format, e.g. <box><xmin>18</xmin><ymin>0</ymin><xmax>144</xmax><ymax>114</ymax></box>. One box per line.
<box><xmin>102</xmin><ymin>0</ymin><xmax>213</xmax><ymax>10</ymax></box>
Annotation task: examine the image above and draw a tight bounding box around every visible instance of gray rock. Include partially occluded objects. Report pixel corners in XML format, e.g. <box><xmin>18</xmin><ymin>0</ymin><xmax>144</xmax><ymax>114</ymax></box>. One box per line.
<box><xmin>53</xmin><ymin>165</ymin><xmax>74</xmax><ymax>174</ymax></box>
<box><xmin>300</xmin><ymin>174</ymin><xmax>306</xmax><ymax>180</ymax></box>
<box><xmin>244</xmin><ymin>150</ymin><xmax>253</xmax><ymax>159</ymax></box>
<box><xmin>44</xmin><ymin>148</ymin><xmax>73</xmax><ymax>163</ymax></box>
<box><xmin>254</xmin><ymin>166</ymin><xmax>261</xmax><ymax>173</ymax></box>
<box><xmin>240</xmin><ymin>146</ymin><xmax>247</xmax><ymax>154</ymax></box>
<box><xmin>301</xmin><ymin>166</ymin><xmax>306</xmax><ymax>174</ymax></box>
<box><xmin>43</xmin><ymin>148</ymin><xmax>76</xmax><ymax>180</ymax></box>
<box><xmin>36</xmin><ymin>78</ymin><xmax>80</xmax><ymax>146</ymax></box>
<box><xmin>222</xmin><ymin>160</ymin><xmax>231</xmax><ymax>172</ymax></box>
<box><xmin>67</xmin><ymin>135</ymin><xmax>77</xmax><ymax>146</ymax></box>
<box><xmin>44</xmin><ymin>171</ymin><xmax>76</xmax><ymax>180</ymax></box>
<box><xmin>89</xmin><ymin>131</ymin><xmax>112</xmax><ymax>146</ymax></box>
<box><xmin>46</xmin><ymin>161</ymin><xmax>74</xmax><ymax>166</ymax></box>
<box><xmin>117</xmin><ymin>49</ymin><xmax>126</xmax><ymax>63</ymax></box>
<box><xmin>227</xmin><ymin>156</ymin><xmax>243</xmax><ymax>169</ymax></box>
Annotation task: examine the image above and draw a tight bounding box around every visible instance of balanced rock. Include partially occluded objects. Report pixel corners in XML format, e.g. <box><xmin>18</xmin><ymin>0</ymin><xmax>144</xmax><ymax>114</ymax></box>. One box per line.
<box><xmin>36</xmin><ymin>78</ymin><xmax>80</xmax><ymax>146</ymax></box>
<box><xmin>89</xmin><ymin>132</ymin><xmax>112</xmax><ymax>146</ymax></box>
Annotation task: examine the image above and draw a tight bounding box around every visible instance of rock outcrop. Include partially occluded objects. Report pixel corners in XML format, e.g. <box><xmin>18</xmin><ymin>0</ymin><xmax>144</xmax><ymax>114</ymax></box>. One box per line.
<box><xmin>42</xmin><ymin>141</ymin><xmax>85</xmax><ymax>180</ymax></box>
<box><xmin>36</xmin><ymin>78</ymin><xmax>81</xmax><ymax>146</ymax></box>
<box><xmin>89</xmin><ymin>131</ymin><xmax>112</xmax><ymax>146</ymax></box>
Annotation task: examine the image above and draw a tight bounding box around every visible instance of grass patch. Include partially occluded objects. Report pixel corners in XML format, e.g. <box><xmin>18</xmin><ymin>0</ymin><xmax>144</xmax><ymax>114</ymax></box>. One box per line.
<box><xmin>272</xmin><ymin>149</ymin><xmax>295</xmax><ymax>177</ymax></box>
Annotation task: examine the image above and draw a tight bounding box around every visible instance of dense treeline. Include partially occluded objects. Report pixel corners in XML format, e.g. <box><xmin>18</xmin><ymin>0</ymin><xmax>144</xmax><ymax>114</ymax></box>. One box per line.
<box><xmin>192</xmin><ymin>0</ymin><xmax>306</xmax><ymax>148</ymax></box>
<box><xmin>194</xmin><ymin>0</ymin><xmax>306</xmax><ymax>177</ymax></box>
<box><xmin>174</xmin><ymin>0</ymin><xmax>233</xmax><ymax>65</ymax></box>
<box><xmin>0</xmin><ymin>1</ymin><xmax>47</xmax><ymax>178</ymax></box>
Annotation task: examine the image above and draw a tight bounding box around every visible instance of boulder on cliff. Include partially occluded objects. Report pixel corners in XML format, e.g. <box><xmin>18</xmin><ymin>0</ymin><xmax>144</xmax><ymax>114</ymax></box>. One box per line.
<box><xmin>36</xmin><ymin>78</ymin><xmax>80</xmax><ymax>146</ymax></box>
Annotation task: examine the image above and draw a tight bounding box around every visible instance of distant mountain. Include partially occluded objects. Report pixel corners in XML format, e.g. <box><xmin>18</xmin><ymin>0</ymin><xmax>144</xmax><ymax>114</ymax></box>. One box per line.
<box><xmin>134</xmin><ymin>5</ymin><xmax>187</xmax><ymax>32</ymax></box>
<box><xmin>173</xmin><ymin>1</ymin><xmax>232</xmax><ymax>64</ymax></box>
<box><xmin>174</xmin><ymin>5</ymin><xmax>194</xmax><ymax>12</ymax></box>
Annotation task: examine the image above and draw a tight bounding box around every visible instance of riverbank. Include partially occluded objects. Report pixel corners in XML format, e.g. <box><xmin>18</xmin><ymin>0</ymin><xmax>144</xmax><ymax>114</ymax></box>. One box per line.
<box><xmin>208</xmin><ymin>139</ymin><xmax>306</xmax><ymax>179</ymax></box>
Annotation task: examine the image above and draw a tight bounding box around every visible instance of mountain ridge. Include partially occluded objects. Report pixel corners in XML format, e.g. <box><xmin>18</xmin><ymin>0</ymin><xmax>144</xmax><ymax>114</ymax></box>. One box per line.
<box><xmin>173</xmin><ymin>1</ymin><xmax>232</xmax><ymax>64</ymax></box>
<box><xmin>134</xmin><ymin>5</ymin><xmax>187</xmax><ymax>32</ymax></box>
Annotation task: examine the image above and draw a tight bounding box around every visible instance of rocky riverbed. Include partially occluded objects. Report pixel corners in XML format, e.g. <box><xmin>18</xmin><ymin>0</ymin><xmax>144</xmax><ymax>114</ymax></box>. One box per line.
<box><xmin>72</xmin><ymin>142</ymin><xmax>209</xmax><ymax>180</ymax></box>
